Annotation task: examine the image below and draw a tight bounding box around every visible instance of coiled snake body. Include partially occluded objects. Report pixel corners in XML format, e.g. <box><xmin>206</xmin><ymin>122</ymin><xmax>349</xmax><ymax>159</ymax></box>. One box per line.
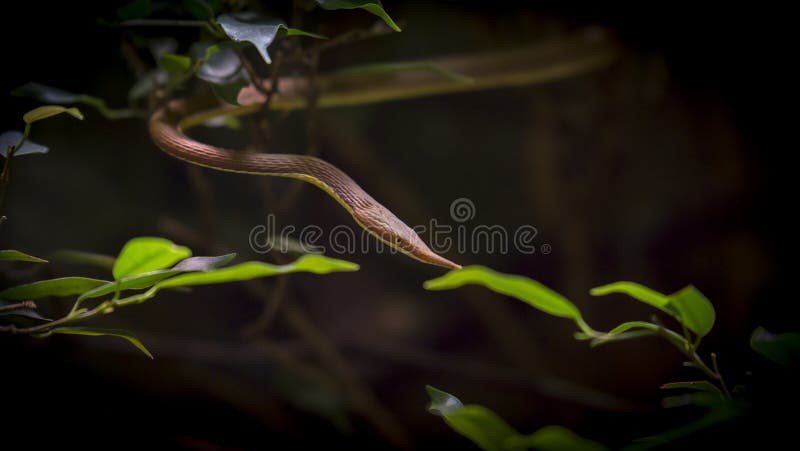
<box><xmin>150</xmin><ymin>99</ymin><xmax>460</xmax><ymax>269</ymax></box>
<box><xmin>148</xmin><ymin>29</ymin><xmax>616</xmax><ymax>270</ymax></box>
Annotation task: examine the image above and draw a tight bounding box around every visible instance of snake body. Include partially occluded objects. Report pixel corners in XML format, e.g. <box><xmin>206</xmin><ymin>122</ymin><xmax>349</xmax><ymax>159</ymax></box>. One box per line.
<box><xmin>150</xmin><ymin>100</ymin><xmax>461</xmax><ymax>269</ymax></box>
<box><xmin>149</xmin><ymin>29</ymin><xmax>617</xmax><ymax>270</ymax></box>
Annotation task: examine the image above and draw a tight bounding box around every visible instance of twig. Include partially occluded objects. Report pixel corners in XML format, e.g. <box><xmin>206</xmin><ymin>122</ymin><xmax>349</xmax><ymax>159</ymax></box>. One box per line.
<box><xmin>314</xmin><ymin>23</ymin><xmax>396</xmax><ymax>54</ymax></box>
<box><xmin>120</xmin><ymin>19</ymin><xmax>208</xmax><ymax>28</ymax></box>
<box><xmin>282</xmin><ymin>304</ymin><xmax>409</xmax><ymax>448</ymax></box>
<box><xmin>1</xmin><ymin>300</ymin><xmax>111</xmax><ymax>335</ymax></box>
<box><xmin>711</xmin><ymin>352</ymin><xmax>732</xmax><ymax>398</ymax></box>
<box><xmin>0</xmin><ymin>301</ymin><xmax>36</xmax><ymax>313</ymax></box>
<box><xmin>240</xmin><ymin>274</ymin><xmax>289</xmax><ymax>337</ymax></box>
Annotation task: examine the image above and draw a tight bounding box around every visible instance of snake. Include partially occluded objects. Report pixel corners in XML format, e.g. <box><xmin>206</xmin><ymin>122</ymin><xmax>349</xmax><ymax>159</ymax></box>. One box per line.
<box><xmin>148</xmin><ymin>28</ymin><xmax>617</xmax><ymax>270</ymax></box>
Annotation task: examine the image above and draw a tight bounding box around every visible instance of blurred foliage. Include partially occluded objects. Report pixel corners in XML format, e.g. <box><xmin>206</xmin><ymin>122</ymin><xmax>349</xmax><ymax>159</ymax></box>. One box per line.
<box><xmin>427</xmin><ymin>385</ymin><xmax>607</xmax><ymax>451</ymax></box>
<box><xmin>424</xmin><ymin>264</ymin><xmax>795</xmax><ymax>449</ymax></box>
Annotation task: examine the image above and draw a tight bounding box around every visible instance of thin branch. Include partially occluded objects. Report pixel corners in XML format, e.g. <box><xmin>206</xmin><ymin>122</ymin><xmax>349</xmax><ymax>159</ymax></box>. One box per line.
<box><xmin>314</xmin><ymin>23</ymin><xmax>396</xmax><ymax>54</ymax></box>
<box><xmin>711</xmin><ymin>352</ymin><xmax>732</xmax><ymax>398</ymax></box>
<box><xmin>0</xmin><ymin>301</ymin><xmax>36</xmax><ymax>313</ymax></box>
<box><xmin>120</xmin><ymin>19</ymin><xmax>208</xmax><ymax>28</ymax></box>
<box><xmin>240</xmin><ymin>275</ymin><xmax>289</xmax><ymax>338</ymax></box>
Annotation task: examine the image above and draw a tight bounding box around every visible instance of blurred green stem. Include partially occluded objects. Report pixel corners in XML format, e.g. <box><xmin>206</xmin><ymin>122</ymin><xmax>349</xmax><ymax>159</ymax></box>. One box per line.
<box><xmin>578</xmin><ymin>317</ymin><xmax>730</xmax><ymax>398</ymax></box>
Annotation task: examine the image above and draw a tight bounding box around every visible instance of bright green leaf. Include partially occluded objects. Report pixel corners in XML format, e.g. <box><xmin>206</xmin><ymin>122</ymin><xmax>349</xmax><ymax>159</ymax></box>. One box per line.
<box><xmin>426</xmin><ymin>385</ymin><xmax>522</xmax><ymax>451</ymax></box>
<box><xmin>316</xmin><ymin>0</ymin><xmax>401</xmax><ymax>32</ymax></box>
<box><xmin>48</xmin><ymin>327</ymin><xmax>153</xmax><ymax>359</ymax></box>
<box><xmin>506</xmin><ymin>426</ymin><xmax>608</xmax><ymax>451</ymax></box>
<box><xmin>750</xmin><ymin>327</ymin><xmax>800</xmax><ymax>366</ymax></box>
<box><xmin>592</xmin><ymin>282</ymin><xmax>715</xmax><ymax>339</ymax></box>
<box><xmin>160</xmin><ymin>53</ymin><xmax>193</xmax><ymax>73</ymax></box>
<box><xmin>217</xmin><ymin>13</ymin><xmax>325</xmax><ymax>66</ymax></box>
<box><xmin>117</xmin><ymin>0</ymin><xmax>151</xmax><ymax>19</ymax></box>
<box><xmin>78</xmin><ymin>270</ymin><xmax>181</xmax><ymax>302</ymax></box>
<box><xmin>661</xmin><ymin>381</ymin><xmax>722</xmax><ymax>395</ymax></box>
<box><xmin>112</xmin><ymin>237</ymin><xmax>191</xmax><ymax>280</ymax></box>
<box><xmin>156</xmin><ymin>254</ymin><xmax>358</xmax><ymax>289</ymax></box>
<box><xmin>283</xmin><ymin>28</ymin><xmax>327</xmax><ymax>39</ymax></box>
<box><xmin>1</xmin><ymin>131</ymin><xmax>49</xmax><ymax>157</ymax></box>
<box><xmin>424</xmin><ymin>266</ymin><xmax>583</xmax><ymax>322</ymax></box>
<box><xmin>79</xmin><ymin>254</ymin><xmax>236</xmax><ymax>302</ymax></box>
<box><xmin>105</xmin><ymin>254</ymin><xmax>357</xmax><ymax>307</ymax></box>
<box><xmin>667</xmin><ymin>286</ymin><xmax>715</xmax><ymax>338</ymax></box>
<box><xmin>48</xmin><ymin>250</ymin><xmax>115</xmax><ymax>270</ymax></box>
<box><xmin>0</xmin><ymin>277</ymin><xmax>108</xmax><ymax>301</ymax></box>
<box><xmin>583</xmin><ymin>321</ymin><xmax>660</xmax><ymax>347</ymax></box>
<box><xmin>0</xmin><ymin>249</ymin><xmax>48</xmax><ymax>263</ymax></box>
<box><xmin>590</xmin><ymin>282</ymin><xmax>671</xmax><ymax>313</ymax></box>
<box><xmin>606</xmin><ymin>321</ymin><xmax>659</xmax><ymax>336</ymax></box>
<box><xmin>23</xmin><ymin>105</ymin><xmax>84</xmax><ymax>124</ymax></box>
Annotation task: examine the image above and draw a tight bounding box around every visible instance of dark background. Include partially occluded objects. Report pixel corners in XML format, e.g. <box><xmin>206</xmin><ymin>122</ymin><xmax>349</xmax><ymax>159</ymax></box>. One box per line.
<box><xmin>1</xmin><ymin>2</ymin><xmax>795</xmax><ymax>449</ymax></box>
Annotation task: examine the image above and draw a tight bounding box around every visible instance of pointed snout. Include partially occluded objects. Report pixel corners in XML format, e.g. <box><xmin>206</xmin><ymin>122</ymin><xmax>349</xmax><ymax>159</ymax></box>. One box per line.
<box><xmin>418</xmin><ymin>249</ymin><xmax>462</xmax><ymax>270</ymax></box>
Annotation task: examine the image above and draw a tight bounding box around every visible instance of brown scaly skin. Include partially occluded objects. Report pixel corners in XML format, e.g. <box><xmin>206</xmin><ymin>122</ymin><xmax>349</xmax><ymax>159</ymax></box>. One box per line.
<box><xmin>149</xmin><ymin>100</ymin><xmax>461</xmax><ymax>270</ymax></box>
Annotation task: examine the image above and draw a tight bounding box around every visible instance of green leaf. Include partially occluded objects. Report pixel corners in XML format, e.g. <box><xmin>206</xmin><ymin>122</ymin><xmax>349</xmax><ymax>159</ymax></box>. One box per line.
<box><xmin>160</xmin><ymin>53</ymin><xmax>193</xmax><ymax>73</ymax></box>
<box><xmin>11</xmin><ymin>82</ymin><xmax>81</xmax><ymax>104</ymax></box>
<box><xmin>48</xmin><ymin>327</ymin><xmax>153</xmax><ymax>359</ymax></box>
<box><xmin>750</xmin><ymin>327</ymin><xmax>800</xmax><ymax>366</ymax></box>
<box><xmin>112</xmin><ymin>237</ymin><xmax>191</xmax><ymax>280</ymax></box>
<box><xmin>583</xmin><ymin>321</ymin><xmax>659</xmax><ymax>347</ymax></box>
<box><xmin>424</xmin><ymin>266</ymin><xmax>583</xmax><ymax>322</ymax></box>
<box><xmin>1</xmin><ymin>131</ymin><xmax>49</xmax><ymax>157</ymax></box>
<box><xmin>156</xmin><ymin>254</ymin><xmax>358</xmax><ymax>289</ymax></box>
<box><xmin>78</xmin><ymin>270</ymin><xmax>181</xmax><ymax>302</ymax></box>
<box><xmin>506</xmin><ymin>426</ymin><xmax>608</xmax><ymax>451</ymax></box>
<box><xmin>0</xmin><ymin>277</ymin><xmax>108</xmax><ymax>301</ymax></box>
<box><xmin>426</xmin><ymin>385</ymin><xmax>522</xmax><ymax>451</ymax></box>
<box><xmin>79</xmin><ymin>254</ymin><xmax>236</xmax><ymax>302</ymax></box>
<box><xmin>216</xmin><ymin>13</ymin><xmax>325</xmax><ymax>66</ymax></box>
<box><xmin>116</xmin><ymin>0</ymin><xmax>151</xmax><ymax>19</ymax></box>
<box><xmin>667</xmin><ymin>286</ymin><xmax>715</xmax><ymax>338</ymax></box>
<box><xmin>591</xmin><ymin>282</ymin><xmax>715</xmax><ymax>339</ymax></box>
<box><xmin>590</xmin><ymin>282</ymin><xmax>671</xmax><ymax>313</ymax></box>
<box><xmin>0</xmin><ymin>249</ymin><xmax>48</xmax><ymax>263</ymax></box>
<box><xmin>193</xmin><ymin>42</ymin><xmax>242</xmax><ymax>84</ymax></box>
<box><xmin>191</xmin><ymin>41</ymin><xmax>249</xmax><ymax>105</ymax></box>
<box><xmin>661</xmin><ymin>381</ymin><xmax>722</xmax><ymax>395</ymax></box>
<box><xmin>48</xmin><ymin>250</ymin><xmax>115</xmax><ymax>270</ymax></box>
<box><xmin>606</xmin><ymin>321</ymin><xmax>659</xmax><ymax>336</ymax></box>
<box><xmin>23</xmin><ymin>106</ymin><xmax>84</xmax><ymax>124</ymax></box>
<box><xmin>426</xmin><ymin>385</ymin><xmax>465</xmax><ymax>416</ymax></box>
<box><xmin>316</xmin><ymin>0</ymin><xmax>401</xmax><ymax>32</ymax></box>
<box><xmin>101</xmin><ymin>254</ymin><xmax>357</xmax><ymax>307</ymax></box>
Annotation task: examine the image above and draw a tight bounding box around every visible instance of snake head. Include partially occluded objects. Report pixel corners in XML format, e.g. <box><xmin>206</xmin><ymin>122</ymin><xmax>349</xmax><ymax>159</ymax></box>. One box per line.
<box><xmin>356</xmin><ymin>206</ymin><xmax>461</xmax><ymax>270</ymax></box>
